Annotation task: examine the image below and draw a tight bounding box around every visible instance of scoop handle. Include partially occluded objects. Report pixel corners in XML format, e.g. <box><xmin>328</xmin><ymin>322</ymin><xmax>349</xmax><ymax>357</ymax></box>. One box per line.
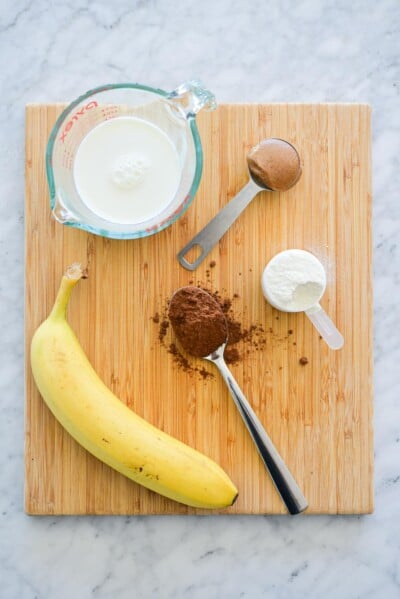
<box><xmin>211</xmin><ymin>354</ymin><xmax>308</xmax><ymax>515</ymax></box>
<box><xmin>177</xmin><ymin>179</ymin><xmax>260</xmax><ymax>271</ymax></box>
<box><xmin>305</xmin><ymin>304</ymin><xmax>344</xmax><ymax>350</ymax></box>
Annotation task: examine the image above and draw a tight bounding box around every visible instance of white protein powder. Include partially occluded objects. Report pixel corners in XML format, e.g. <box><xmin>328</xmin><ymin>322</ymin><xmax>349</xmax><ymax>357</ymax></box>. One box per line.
<box><xmin>262</xmin><ymin>249</ymin><xmax>326</xmax><ymax>312</ymax></box>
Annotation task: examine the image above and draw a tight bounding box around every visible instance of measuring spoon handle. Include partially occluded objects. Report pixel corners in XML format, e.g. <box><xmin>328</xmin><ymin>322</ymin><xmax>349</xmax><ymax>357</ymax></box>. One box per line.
<box><xmin>177</xmin><ymin>179</ymin><xmax>260</xmax><ymax>271</ymax></box>
<box><xmin>212</xmin><ymin>354</ymin><xmax>308</xmax><ymax>515</ymax></box>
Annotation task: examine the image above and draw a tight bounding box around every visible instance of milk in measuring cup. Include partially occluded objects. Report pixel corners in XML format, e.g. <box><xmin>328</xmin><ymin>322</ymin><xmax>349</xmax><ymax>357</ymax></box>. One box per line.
<box><xmin>73</xmin><ymin>116</ymin><xmax>181</xmax><ymax>224</ymax></box>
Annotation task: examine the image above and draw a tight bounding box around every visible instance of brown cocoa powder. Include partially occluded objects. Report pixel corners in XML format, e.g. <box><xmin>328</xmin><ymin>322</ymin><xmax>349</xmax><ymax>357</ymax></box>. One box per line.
<box><xmin>168</xmin><ymin>287</ymin><xmax>227</xmax><ymax>357</ymax></box>
<box><xmin>152</xmin><ymin>284</ymin><xmax>276</xmax><ymax>378</ymax></box>
<box><xmin>158</xmin><ymin>319</ymin><xmax>169</xmax><ymax>342</ymax></box>
<box><xmin>224</xmin><ymin>346</ymin><xmax>240</xmax><ymax>364</ymax></box>
<box><xmin>168</xmin><ymin>342</ymin><xmax>213</xmax><ymax>379</ymax></box>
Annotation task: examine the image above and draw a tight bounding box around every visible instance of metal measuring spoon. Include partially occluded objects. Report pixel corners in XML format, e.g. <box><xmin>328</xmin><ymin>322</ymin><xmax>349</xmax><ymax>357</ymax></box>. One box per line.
<box><xmin>168</xmin><ymin>286</ymin><xmax>308</xmax><ymax>515</ymax></box>
<box><xmin>177</xmin><ymin>138</ymin><xmax>302</xmax><ymax>271</ymax></box>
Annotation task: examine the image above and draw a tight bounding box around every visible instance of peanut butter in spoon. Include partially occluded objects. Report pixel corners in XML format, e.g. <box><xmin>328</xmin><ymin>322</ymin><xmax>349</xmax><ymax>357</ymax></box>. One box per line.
<box><xmin>246</xmin><ymin>138</ymin><xmax>302</xmax><ymax>191</ymax></box>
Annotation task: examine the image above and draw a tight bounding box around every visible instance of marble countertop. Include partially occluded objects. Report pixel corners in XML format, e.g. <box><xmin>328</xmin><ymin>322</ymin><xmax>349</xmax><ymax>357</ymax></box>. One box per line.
<box><xmin>1</xmin><ymin>0</ymin><xmax>399</xmax><ymax>597</ymax></box>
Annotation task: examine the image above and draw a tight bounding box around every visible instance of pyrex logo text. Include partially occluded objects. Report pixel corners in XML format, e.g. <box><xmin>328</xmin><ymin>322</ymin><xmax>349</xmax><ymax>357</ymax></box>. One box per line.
<box><xmin>59</xmin><ymin>101</ymin><xmax>98</xmax><ymax>143</ymax></box>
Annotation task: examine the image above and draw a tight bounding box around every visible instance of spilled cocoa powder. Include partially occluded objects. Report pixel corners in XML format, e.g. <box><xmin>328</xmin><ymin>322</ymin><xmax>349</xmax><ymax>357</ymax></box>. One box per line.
<box><xmin>168</xmin><ymin>342</ymin><xmax>212</xmax><ymax>380</ymax></box>
<box><xmin>152</xmin><ymin>286</ymin><xmax>311</xmax><ymax>379</ymax></box>
<box><xmin>152</xmin><ymin>284</ymin><xmax>269</xmax><ymax>379</ymax></box>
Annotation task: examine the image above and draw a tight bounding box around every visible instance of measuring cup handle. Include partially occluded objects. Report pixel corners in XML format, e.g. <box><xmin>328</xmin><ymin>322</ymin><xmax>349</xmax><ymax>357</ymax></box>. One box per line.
<box><xmin>305</xmin><ymin>304</ymin><xmax>344</xmax><ymax>350</ymax></box>
<box><xmin>167</xmin><ymin>80</ymin><xmax>216</xmax><ymax>118</ymax></box>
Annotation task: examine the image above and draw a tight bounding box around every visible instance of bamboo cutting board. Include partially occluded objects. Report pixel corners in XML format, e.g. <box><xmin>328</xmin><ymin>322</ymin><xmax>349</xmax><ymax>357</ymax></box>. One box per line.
<box><xmin>25</xmin><ymin>103</ymin><xmax>373</xmax><ymax>515</ymax></box>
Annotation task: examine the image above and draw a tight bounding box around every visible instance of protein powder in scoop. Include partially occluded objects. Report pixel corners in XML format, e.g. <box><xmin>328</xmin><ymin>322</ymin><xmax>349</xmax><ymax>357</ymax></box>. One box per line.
<box><xmin>262</xmin><ymin>249</ymin><xmax>344</xmax><ymax>350</ymax></box>
<box><xmin>262</xmin><ymin>249</ymin><xmax>326</xmax><ymax>312</ymax></box>
<box><xmin>247</xmin><ymin>138</ymin><xmax>302</xmax><ymax>191</ymax></box>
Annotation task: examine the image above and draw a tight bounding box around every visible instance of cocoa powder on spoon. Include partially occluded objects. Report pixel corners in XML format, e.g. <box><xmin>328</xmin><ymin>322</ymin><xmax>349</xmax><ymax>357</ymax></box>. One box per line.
<box><xmin>152</xmin><ymin>284</ymin><xmax>269</xmax><ymax>377</ymax></box>
<box><xmin>168</xmin><ymin>287</ymin><xmax>227</xmax><ymax>357</ymax></box>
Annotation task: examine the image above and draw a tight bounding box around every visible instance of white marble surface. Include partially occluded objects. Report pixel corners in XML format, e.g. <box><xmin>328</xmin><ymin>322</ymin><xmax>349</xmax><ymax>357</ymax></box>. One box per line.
<box><xmin>1</xmin><ymin>0</ymin><xmax>399</xmax><ymax>597</ymax></box>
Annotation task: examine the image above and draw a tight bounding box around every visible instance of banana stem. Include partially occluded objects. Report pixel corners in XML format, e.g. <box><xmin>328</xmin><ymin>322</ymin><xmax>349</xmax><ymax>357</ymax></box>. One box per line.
<box><xmin>49</xmin><ymin>263</ymin><xmax>85</xmax><ymax>321</ymax></box>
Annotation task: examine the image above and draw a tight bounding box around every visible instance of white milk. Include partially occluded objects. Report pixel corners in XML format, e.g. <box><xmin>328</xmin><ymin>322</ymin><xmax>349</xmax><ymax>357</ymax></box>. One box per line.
<box><xmin>73</xmin><ymin>116</ymin><xmax>181</xmax><ymax>224</ymax></box>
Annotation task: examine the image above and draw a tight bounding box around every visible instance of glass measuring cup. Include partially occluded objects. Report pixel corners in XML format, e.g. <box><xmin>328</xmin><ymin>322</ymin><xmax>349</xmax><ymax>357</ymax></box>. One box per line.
<box><xmin>46</xmin><ymin>80</ymin><xmax>216</xmax><ymax>239</ymax></box>
<box><xmin>261</xmin><ymin>249</ymin><xmax>344</xmax><ymax>350</ymax></box>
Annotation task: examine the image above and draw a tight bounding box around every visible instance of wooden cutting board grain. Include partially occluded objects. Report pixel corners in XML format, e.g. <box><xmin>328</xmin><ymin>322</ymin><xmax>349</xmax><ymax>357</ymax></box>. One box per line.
<box><xmin>25</xmin><ymin>103</ymin><xmax>373</xmax><ymax>515</ymax></box>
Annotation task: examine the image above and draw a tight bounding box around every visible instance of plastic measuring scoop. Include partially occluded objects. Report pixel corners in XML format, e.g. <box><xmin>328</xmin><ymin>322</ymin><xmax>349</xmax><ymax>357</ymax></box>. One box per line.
<box><xmin>261</xmin><ymin>250</ymin><xmax>344</xmax><ymax>350</ymax></box>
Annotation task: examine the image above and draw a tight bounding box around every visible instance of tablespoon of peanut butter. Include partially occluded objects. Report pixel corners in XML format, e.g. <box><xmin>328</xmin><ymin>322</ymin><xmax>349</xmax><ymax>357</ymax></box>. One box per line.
<box><xmin>177</xmin><ymin>138</ymin><xmax>302</xmax><ymax>271</ymax></box>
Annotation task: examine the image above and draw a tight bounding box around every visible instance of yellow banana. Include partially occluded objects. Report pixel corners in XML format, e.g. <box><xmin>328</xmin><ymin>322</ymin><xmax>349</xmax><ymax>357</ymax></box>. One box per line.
<box><xmin>30</xmin><ymin>264</ymin><xmax>238</xmax><ymax>509</ymax></box>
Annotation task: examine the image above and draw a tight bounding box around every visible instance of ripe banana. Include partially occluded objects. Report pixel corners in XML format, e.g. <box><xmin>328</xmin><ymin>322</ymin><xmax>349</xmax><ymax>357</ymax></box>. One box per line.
<box><xmin>30</xmin><ymin>264</ymin><xmax>238</xmax><ymax>509</ymax></box>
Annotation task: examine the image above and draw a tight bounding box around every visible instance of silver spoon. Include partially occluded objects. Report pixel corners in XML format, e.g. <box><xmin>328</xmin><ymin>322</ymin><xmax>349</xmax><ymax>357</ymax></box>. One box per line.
<box><xmin>169</xmin><ymin>286</ymin><xmax>308</xmax><ymax>515</ymax></box>
<box><xmin>177</xmin><ymin>138</ymin><xmax>302</xmax><ymax>271</ymax></box>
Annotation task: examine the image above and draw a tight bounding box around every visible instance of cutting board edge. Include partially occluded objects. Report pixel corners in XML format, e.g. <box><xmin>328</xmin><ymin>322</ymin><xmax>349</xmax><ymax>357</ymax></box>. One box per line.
<box><xmin>24</xmin><ymin>102</ymin><xmax>374</xmax><ymax>516</ymax></box>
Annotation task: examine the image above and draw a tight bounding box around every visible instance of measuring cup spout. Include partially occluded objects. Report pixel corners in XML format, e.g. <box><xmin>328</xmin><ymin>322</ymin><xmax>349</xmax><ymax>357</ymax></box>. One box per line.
<box><xmin>167</xmin><ymin>80</ymin><xmax>216</xmax><ymax>119</ymax></box>
<box><xmin>52</xmin><ymin>193</ymin><xmax>79</xmax><ymax>225</ymax></box>
<box><xmin>305</xmin><ymin>303</ymin><xmax>344</xmax><ymax>350</ymax></box>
